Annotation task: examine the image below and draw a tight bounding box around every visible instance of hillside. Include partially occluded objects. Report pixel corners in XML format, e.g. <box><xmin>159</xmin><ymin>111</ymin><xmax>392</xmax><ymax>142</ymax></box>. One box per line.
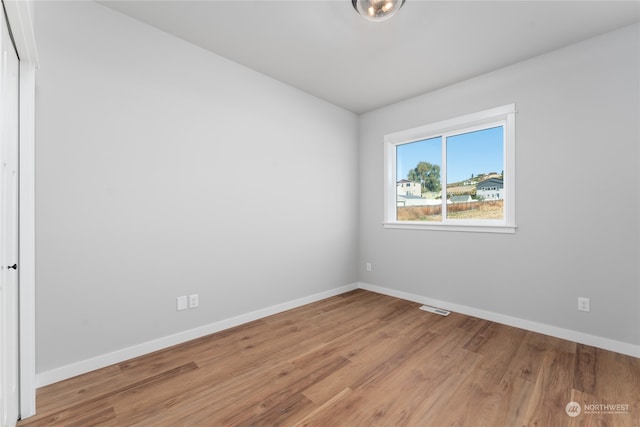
<box><xmin>445</xmin><ymin>173</ymin><xmax>502</xmax><ymax>196</ymax></box>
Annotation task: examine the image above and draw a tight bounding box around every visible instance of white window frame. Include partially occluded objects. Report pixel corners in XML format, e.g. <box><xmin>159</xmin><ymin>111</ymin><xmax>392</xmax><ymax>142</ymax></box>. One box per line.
<box><xmin>384</xmin><ymin>104</ymin><xmax>516</xmax><ymax>234</ymax></box>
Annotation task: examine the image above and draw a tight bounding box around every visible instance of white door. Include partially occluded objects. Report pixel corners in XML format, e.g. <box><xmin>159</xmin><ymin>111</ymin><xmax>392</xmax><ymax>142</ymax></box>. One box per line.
<box><xmin>0</xmin><ymin>6</ymin><xmax>20</xmax><ymax>427</ymax></box>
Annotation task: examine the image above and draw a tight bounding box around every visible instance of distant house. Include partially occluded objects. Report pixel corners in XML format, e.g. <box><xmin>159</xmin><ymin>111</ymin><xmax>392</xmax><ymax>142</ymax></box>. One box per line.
<box><xmin>397</xmin><ymin>194</ymin><xmax>440</xmax><ymax>207</ymax></box>
<box><xmin>476</xmin><ymin>178</ymin><xmax>503</xmax><ymax>200</ymax></box>
<box><xmin>450</xmin><ymin>195</ymin><xmax>473</xmax><ymax>203</ymax></box>
<box><xmin>396</xmin><ymin>179</ymin><xmax>421</xmax><ymax>197</ymax></box>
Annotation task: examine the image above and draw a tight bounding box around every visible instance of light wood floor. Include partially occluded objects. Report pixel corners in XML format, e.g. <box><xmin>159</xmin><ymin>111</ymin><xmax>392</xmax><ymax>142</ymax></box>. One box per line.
<box><xmin>19</xmin><ymin>290</ymin><xmax>640</xmax><ymax>426</ymax></box>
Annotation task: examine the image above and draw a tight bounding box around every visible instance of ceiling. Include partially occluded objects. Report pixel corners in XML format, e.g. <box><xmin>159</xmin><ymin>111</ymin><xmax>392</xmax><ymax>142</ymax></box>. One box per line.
<box><xmin>99</xmin><ymin>1</ymin><xmax>640</xmax><ymax>114</ymax></box>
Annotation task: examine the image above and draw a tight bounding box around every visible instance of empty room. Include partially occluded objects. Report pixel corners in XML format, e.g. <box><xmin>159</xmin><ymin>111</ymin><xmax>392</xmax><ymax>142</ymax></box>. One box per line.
<box><xmin>1</xmin><ymin>0</ymin><xmax>639</xmax><ymax>426</ymax></box>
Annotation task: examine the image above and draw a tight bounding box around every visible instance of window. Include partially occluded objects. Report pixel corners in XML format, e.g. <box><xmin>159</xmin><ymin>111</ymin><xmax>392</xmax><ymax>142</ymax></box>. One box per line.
<box><xmin>384</xmin><ymin>104</ymin><xmax>516</xmax><ymax>233</ymax></box>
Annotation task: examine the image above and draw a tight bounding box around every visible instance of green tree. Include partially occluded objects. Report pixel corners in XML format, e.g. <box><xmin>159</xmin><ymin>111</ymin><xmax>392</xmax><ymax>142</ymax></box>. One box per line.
<box><xmin>408</xmin><ymin>162</ymin><xmax>441</xmax><ymax>192</ymax></box>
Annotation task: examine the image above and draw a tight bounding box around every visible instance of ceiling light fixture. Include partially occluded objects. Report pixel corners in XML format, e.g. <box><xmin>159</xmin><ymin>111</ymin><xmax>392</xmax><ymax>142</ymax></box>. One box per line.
<box><xmin>352</xmin><ymin>0</ymin><xmax>406</xmax><ymax>22</ymax></box>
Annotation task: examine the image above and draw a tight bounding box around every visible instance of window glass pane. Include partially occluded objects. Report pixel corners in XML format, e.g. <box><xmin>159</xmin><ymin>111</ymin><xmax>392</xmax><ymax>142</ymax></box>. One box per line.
<box><xmin>396</xmin><ymin>137</ymin><xmax>442</xmax><ymax>221</ymax></box>
<box><xmin>446</xmin><ymin>126</ymin><xmax>503</xmax><ymax>220</ymax></box>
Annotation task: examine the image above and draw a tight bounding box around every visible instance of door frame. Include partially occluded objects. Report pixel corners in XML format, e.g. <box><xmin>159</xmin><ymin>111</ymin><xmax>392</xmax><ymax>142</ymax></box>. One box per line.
<box><xmin>2</xmin><ymin>0</ymin><xmax>37</xmax><ymax>420</ymax></box>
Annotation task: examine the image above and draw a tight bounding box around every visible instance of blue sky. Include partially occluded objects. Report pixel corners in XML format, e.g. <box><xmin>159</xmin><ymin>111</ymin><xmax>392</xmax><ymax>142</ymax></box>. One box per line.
<box><xmin>396</xmin><ymin>126</ymin><xmax>503</xmax><ymax>185</ymax></box>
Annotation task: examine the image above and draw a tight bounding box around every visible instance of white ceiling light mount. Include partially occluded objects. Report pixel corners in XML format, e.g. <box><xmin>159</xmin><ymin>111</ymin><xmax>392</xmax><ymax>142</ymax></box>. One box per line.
<box><xmin>352</xmin><ymin>0</ymin><xmax>406</xmax><ymax>22</ymax></box>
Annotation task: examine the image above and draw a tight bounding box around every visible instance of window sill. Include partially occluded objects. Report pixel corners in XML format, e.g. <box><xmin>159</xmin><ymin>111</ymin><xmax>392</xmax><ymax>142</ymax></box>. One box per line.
<box><xmin>383</xmin><ymin>222</ymin><xmax>517</xmax><ymax>234</ymax></box>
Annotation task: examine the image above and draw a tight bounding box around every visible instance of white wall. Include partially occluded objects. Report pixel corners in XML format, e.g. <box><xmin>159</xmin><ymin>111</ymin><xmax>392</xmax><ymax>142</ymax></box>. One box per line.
<box><xmin>33</xmin><ymin>1</ymin><xmax>640</xmax><ymax>383</ymax></box>
<box><xmin>34</xmin><ymin>1</ymin><xmax>358</xmax><ymax>376</ymax></box>
<box><xmin>358</xmin><ymin>24</ymin><xmax>640</xmax><ymax>349</ymax></box>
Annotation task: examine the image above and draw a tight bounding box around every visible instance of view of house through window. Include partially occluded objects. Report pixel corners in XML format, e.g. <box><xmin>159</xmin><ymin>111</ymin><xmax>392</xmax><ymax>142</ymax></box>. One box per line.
<box><xmin>395</xmin><ymin>126</ymin><xmax>504</xmax><ymax>222</ymax></box>
<box><xmin>385</xmin><ymin>104</ymin><xmax>515</xmax><ymax>232</ymax></box>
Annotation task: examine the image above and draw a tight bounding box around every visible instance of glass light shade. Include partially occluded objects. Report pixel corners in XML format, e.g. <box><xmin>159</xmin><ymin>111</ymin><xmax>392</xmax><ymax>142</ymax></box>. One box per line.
<box><xmin>352</xmin><ymin>0</ymin><xmax>406</xmax><ymax>22</ymax></box>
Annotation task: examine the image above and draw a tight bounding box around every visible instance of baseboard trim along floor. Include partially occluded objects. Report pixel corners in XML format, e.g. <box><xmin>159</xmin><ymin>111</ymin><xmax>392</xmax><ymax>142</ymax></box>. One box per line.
<box><xmin>36</xmin><ymin>281</ymin><xmax>639</xmax><ymax>387</ymax></box>
<box><xmin>36</xmin><ymin>283</ymin><xmax>359</xmax><ymax>387</ymax></box>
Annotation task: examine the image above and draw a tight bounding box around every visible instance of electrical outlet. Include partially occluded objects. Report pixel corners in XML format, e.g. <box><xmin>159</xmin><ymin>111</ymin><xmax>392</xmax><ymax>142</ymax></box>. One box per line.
<box><xmin>366</xmin><ymin>262</ymin><xmax>372</xmax><ymax>272</ymax></box>
<box><xmin>177</xmin><ymin>296</ymin><xmax>188</xmax><ymax>311</ymax></box>
<box><xmin>578</xmin><ymin>297</ymin><xmax>590</xmax><ymax>312</ymax></box>
<box><xmin>189</xmin><ymin>294</ymin><xmax>199</xmax><ymax>309</ymax></box>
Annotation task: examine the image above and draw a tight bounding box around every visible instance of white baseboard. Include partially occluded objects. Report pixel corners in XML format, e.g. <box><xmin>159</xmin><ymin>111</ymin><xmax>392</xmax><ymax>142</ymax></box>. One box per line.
<box><xmin>36</xmin><ymin>283</ymin><xmax>359</xmax><ymax>388</ymax></box>
<box><xmin>357</xmin><ymin>282</ymin><xmax>640</xmax><ymax>359</ymax></box>
<box><xmin>37</xmin><ymin>281</ymin><xmax>638</xmax><ymax>388</ymax></box>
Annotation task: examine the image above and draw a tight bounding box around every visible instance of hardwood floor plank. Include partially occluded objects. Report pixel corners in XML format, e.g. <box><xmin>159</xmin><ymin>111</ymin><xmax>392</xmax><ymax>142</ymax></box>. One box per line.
<box><xmin>495</xmin><ymin>372</ymin><xmax>537</xmax><ymax>427</ymax></box>
<box><xmin>476</xmin><ymin>323</ymin><xmax>527</xmax><ymax>385</ymax></box>
<box><xmin>298</xmin><ymin>327</ymin><xmax>481</xmax><ymax>426</ymax></box>
<box><xmin>22</xmin><ymin>362</ymin><xmax>199</xmax><ymax>427</ymax></box>
<box><xmin>220</xmin><ymin>356</ymin><xmax>350</xmax><ymax>426</ymax></box>
<box><xmin>353</xmin><ymin>336</ymin><xmax>481</xmax><ymax>426</ymax></box>
<box><xmin>19</xmin><ymin>290</ymin><xmax>640</xmax><ymax>427</ymax></box>
<box><xmin>462</xmin><ymin>319</ymin><xmax>495</xmax><ymax>353</ymax></box>
<box><xmin>589</xmin><ymin>348</ymin><xmax>640</xmax><ymax>426</ymax></box>
<box><xmin>64</xmin><ymin>407</ymin><xmax>117</xmax><ymax>427</ymax></box>
<box><xmin>520</xmin><ymin>348</ymin><xmax>577</xmax><ymax>426</ymax></box>
<box><xmin>574</xmin><ymin>343</ymin><xmax>597</xmax><ymax>394</ymax></box>
<box><xmin>293</xmin><ymin>387</ymin><xmax>353</xmax><ymax>426</ymax></box>
<box><xmin>505</xmin><ymin>331</ymin><xmax>557</xmax><ymax>384</ymax></box>
<box><xmin>18</xmin><ymin>399</ymin><xmax>116</xmax><ymax>427</ymax></box>
<box><xmin>31</xmin><ymin>365</ymin><xmax>123</xmax><ymax>416</ymax></box>
<box><xmin>301</xmin><ymin>315</ymin><xmax>439</xmax><ymax>406</ymax></box>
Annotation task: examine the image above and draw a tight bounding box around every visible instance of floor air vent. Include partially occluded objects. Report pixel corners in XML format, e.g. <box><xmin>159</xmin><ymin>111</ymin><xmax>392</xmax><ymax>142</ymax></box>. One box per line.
<box><xmin>419</xmin><ymin>305</ymin><xmax>451</xmax><ymax>316</ymax></box>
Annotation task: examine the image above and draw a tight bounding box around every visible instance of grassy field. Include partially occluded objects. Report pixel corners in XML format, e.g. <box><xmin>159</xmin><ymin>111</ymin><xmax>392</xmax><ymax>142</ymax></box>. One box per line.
<box><xmin>397</xmin><ymin>200</ymin><xmax>503</xmax><ymax>221</ymax></box>
<box><xmin>447</xmin><ymin>200</ymin><xmax>503</xmax><ymax>220</ymax></box>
